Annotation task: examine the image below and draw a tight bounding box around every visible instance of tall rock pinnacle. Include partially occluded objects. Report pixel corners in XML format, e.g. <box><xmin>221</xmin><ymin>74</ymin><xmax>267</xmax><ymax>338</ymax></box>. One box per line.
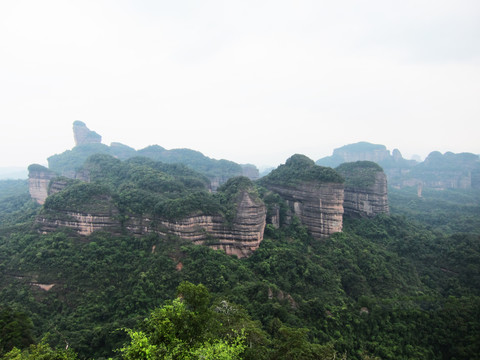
<box><xmin>73</xmin><ymin>121</ymin><xmax>102</xmax><ymax>146</ymax></box>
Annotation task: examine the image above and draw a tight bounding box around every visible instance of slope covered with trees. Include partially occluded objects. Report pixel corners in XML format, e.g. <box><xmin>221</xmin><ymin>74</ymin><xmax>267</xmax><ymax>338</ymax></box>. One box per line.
<box><xmin>1</xmin><ymin>155</ymin><xmax>479</xmax><ymax>359</ymax></box>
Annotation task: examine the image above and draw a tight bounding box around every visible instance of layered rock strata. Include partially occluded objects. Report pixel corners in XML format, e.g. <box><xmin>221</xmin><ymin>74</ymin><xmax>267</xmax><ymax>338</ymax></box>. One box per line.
<box><xmin>342</xmin><ymin>172</ymin><xmax>389</xmax><ymax>217</ymax></box>
<box><xmin>36</xmin><ymin>191</ymin><xmax>266</xmax><ymax>258</ymax></box>
<box><xmin>336</xmin><ymin>161</ymin><xmax>389</xmax><ymax>217</ymax></box>
<box><xmin>265</xmin><ymin>182</ymin><xmax>344</xmax><ymax>238</ymax></box>
<box><xmin>37</xmin><ymin>210</ymin><xmax>121</xmax><ymax>235</ymax></box>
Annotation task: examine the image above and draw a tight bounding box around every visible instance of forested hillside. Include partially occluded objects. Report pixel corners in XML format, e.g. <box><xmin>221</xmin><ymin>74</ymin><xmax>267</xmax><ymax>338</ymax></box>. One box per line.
<box><xmin>1</xmin><ymin>157</ymin><xmax>479</xmax><ymax>359</ymax></box>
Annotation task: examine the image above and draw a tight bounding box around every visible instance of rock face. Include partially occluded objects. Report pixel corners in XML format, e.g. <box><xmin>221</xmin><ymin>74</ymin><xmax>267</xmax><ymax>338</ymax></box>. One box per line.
<box><xmin>265</xmin><ymin>182</ymin><xmax>344</xmax><ymax>237</ymax></box>
<box><xmin>37</xmin><ymin>210</ymin><xmax>121</xmax><ymax>235</ymax></box>
<box><xmin>73</xmin><ymin>121</ymin><xmax>102</xmax><ymax>146</ymax></box>
<box><xmin>36</xmin><ymin>190</ymin><xmax>266</xmax><ymax>258</ymax></box>
<box><xmin>153</xmin><ymin>191</ymin><xmax>266</xmax><ymax>258</ymax></box>
<box><xmin>336</xmin><ymin>162</ymin><xmax>389</xmax><ymax>217</ymax></box>
<box><xmin>27</xmin><ymin>165</ymin><xmax>58</xmax><ymax>205</ymax></box>
<box><xmin>260</xmin><ymin>155</ymin><xmax>345</xmax><ymax>238</ymax></box>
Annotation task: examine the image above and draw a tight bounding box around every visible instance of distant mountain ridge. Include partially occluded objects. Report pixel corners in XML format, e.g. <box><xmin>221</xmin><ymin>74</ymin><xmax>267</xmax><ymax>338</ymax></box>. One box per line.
<box><xmin>317</xmin><ymin>141</ymin><xmax>480</xmax><ymax>191</ymax></box>
<box><xmin>47</xmin><ymin>122</ymin><xmax>259</xmax><ymax>190</ymax></box>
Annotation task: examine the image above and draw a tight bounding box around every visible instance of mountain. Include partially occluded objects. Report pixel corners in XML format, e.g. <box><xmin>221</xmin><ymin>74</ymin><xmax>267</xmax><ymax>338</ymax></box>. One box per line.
<box><xmin>259</xmin><ymin>154</ymin><xmax>345</xmax><ymax>238</ymax></box>
<box><xmin>32</xmin><ymin>154</ymin><xmax>266</xmax><ymax>258</ymax></box>
<box><xmin>336</xmin><ymin>161</ymin><xmax>389</xmax><ymax>217</ymax></box>
<box><xmin>47</xmin><ymin>122</ymin><xmax>259</xmax><ymax>190</ymax></box>
<box><xmin>1</xmin><ymin>134</ymin><xmax>479</xmax><ymax>359</ymax></box>
<box><xmin>317</xmin><ymin>141</ymin><xmax>480</xmax><ymax>191</ymax></box>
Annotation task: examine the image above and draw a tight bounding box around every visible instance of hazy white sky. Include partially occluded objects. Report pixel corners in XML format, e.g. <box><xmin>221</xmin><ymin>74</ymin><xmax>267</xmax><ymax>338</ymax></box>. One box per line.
<box><xmin>1</xmin><ymin>0</ymin><xmax>479</xmax><ymax>169</ymax></box>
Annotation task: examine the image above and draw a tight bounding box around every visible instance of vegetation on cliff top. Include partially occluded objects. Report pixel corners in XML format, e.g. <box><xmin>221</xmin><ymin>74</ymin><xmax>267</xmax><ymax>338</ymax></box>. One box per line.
<box><xmin>336</xmin><ymin>161</ymin><xmax>384</xmax><ymax>188</ymax></box>
<box><xmin>44</xmin><ymin>154</ymin><xmax>260</xmax><ymax>222</ymax></box>
<box><xmin>26</xmin><ymin>164</ymin><xmax>55</xmax><ymax>174</ymax></box>
<box><xmin>47</xmin><ymin>140</ymin><xmax>252</xmax><ymax>181</ymax></box>
<box><xmin>260</xmin><ymin>154</ymin><xmax>344</xmax><ymax>187</ymax></box>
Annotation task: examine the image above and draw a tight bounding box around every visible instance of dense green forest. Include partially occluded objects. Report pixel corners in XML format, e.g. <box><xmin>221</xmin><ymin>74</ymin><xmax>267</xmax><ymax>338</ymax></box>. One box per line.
<box><xmin>0</xmin><ymin>158</ymin><xmax>479</xmax><ymax>359</ymax></box>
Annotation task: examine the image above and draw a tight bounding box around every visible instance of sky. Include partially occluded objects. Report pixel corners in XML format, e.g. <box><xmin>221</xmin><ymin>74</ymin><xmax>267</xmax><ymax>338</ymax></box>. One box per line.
<box><xmin>1</xmin><ymin>0</ymin><xmax>479</xmax><ymax>170</ymax></box>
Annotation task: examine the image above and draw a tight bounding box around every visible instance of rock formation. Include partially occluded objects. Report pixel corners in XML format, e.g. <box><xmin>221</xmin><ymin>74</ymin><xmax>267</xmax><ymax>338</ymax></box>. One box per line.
<box><xmin>336</xmin><ymin>161</ymin><xmax>389</xmax><ymax>217</ymax></box>
<box><xmin>27</xmin><ymin>164</ymin><xmax>58</xmax><ymax>205</ymax></box>
<box><xmin>36</xmin><ymin>189</ymin><xmax>266</xmax><ymax>258</ymax></box>
<box><xmin>265</xmin><ymin>182</ymin><xmax>344</xmax><ymax>237</ymax></box>
<box><xmin>260</xmin><ymin>154</ymin><xmax>344</xmax><ymax>238</ymax></box>
<box><xmin>316</xmin><ymin>142</ymin><xmax>417</xmax><ymax>188</ymax></box>
<box><xmin>401</xmin><ymin>151</ymin><xmax>480</xmax><ymax>190</ymax></box>
<box><xmin>73</xmin><ymin>120</ymin><xmax>102</xmax><ymax>146</ymax></box>
<box><xmin>49</xmin><ymin>122</ymin><xmax>260</xmax><ymax>189</ymax></box>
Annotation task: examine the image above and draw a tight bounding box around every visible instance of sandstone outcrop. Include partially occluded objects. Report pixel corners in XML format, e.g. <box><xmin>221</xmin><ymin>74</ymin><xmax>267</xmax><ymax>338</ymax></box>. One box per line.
<box><xmin>37</xmin><ymin>210</ymin><xmax>121</xmax><ymax>236</ymax></box>
<box><xmin>336</xmin><ymin>161</ymin><xmax>389</xmax><ymax>217</ymax></box>
<box><xmin>27</xmin><ymin>164</ymin><xmax>58</xmax><ymax>205</ymax></box>
<box><xmin>260</xmin><ymin>154</ymin><xmax>345</xmax><ymax>238</ymax></box>
<box><xmin>265</xmin><ymin>182</ymin><xmax>344</xmax><ymax>237</ymax></box>
<box><xmin>36</xmin><ymin>189</ymin><xmax>266</xmax><ymax>258</ymax></box>
<box><xmin>73</xmin><ymin>120</ymin><xmax>102</xmax><ymax>146</ymax></box>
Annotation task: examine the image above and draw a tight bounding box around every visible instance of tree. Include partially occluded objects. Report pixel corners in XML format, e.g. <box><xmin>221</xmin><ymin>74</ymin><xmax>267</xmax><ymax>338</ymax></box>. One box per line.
<box><xmin>118</xmin><ymin>282</ymin><xmax>246</xmax><ymax>360</ymax></box>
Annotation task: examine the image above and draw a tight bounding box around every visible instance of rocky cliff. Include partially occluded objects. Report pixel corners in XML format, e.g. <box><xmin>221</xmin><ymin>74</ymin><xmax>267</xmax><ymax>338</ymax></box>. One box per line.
<box><xmin>260</xmin><ymin>154</ymin><xmax>344</xmax><ymax>238</ymax></box>
<box><xmin>27</xmin><ymin>164</ymin><xmax>58</xmax><ymax>205</ymax></box>
<box><xmin>336</xmin><ymin>161</ymin><xmax>389</xmax><ymax>217</ymax></box>
<box><xmin>36</xmin><ymin>189</ymin><xmax>266</xmax><ymax>258</ymax></box>
<box><xmin>265</xmin><ymin>182</ymin><xmax>344</xmax><ymax>237</ymax></box>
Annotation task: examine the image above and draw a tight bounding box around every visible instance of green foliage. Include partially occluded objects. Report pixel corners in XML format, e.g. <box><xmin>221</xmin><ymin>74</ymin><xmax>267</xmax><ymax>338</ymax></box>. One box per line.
<box><xmin>154</xmin><ymin>191</ymin><xmax>222</xmax><ymax>219</ymax></box>
<box><xmin>0</xmin><ymin>180</ymin><xmax>38</xmax><ymax>228</ymax></box>
<box><xmin>26</xmin><ymin>164</ymin><xmax>53</xmax><ymax>174</ymax></box>
<box><xmin>2</xmin><ymin>161</ymin><xmax>480</xmax><ymax>359</ymax></box>
<box><xmin>137</xmin><ymin>146</ymin><xmax>244</xmax><ymax>179</ymax></box>
<box><xmin>336</xmin><ymin>161</ymin><xmax>383</xmax><ymax>188</ymax></box>
<box><xmin>43</xmin><ymin>183</ymin><xmax>113</xmax><ymax>213</ymax></box>
<box><xmin>389</xmin><ymin>187</ymin><xmax>480</xmax><ymax>234</ymax></box>
<box><xmin>2</xmin><ymin>339</ymin><xmax>77</xmax><ymax>359</ymax></box>
<box><xmin>260</xmin><ymin>154</ymin><xmax>343</xmax><ymax>187</ymax></box>
<box><xmin>0</xmin><ymin>307</ymin><xmax>34</xmax><ymax>355</ymax></box>
<box><xmin>47</xmin><ymin>140</ymin><xmax>249</xmax><ymax>182</ymax></box>
<box><xmin>48</xmin><ymin>143</ymin><xmax>111</xmax><ymax>174</ymax></box>
<box><xmin>119</xmin><ymin>283</ymin><xmax>246</xmax><ymax>360</ymax></box>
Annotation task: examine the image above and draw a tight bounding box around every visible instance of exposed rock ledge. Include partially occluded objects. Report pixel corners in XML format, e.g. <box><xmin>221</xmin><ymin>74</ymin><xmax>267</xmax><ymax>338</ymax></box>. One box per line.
<box><xmin>36</xmin><ymin>191</ymin><xmax>266</xmax><ymax>258</ymax></box>
<box><xmin>265</xmin><ymin>182</ymin><xmax>344</xmax><ymax>238</ymax></box>
<box><xmin>342</xmin><ymin>172</ymin><xmax>389</xmax><ymax>217</ymax></box>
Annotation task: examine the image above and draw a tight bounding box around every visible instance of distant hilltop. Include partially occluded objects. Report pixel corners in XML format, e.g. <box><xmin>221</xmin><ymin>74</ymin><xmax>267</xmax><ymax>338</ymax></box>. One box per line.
<box><xmin>316</xmin><ymin>142</ymin><xmax>415</xmax><ymax>168</ymax></box>
<box><xmin>317</xmin><ymin>141</ymin><xmax>480</xmax><ymax>191</ymax></box>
